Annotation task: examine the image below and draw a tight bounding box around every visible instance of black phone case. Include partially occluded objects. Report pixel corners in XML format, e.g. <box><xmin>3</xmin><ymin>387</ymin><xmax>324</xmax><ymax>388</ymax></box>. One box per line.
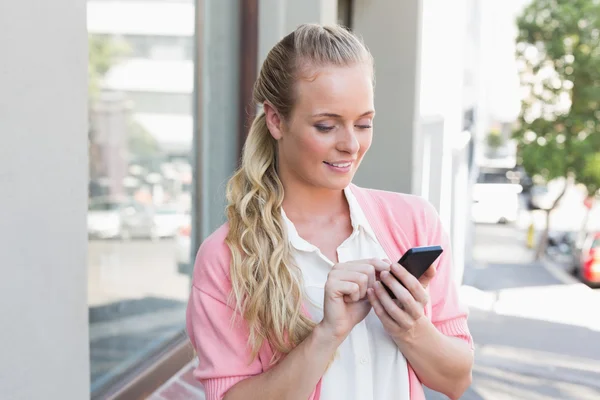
<box><xmin>382</xmin><ymin>246</ymin><xmax>443</xmax><ymax>299</ymax></box>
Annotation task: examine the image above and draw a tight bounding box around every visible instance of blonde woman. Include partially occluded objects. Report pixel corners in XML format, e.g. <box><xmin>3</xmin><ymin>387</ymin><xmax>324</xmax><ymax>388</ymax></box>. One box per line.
<box><xmin>186</xmin><ymin>24</ymin><xmax>474</xmax><ymax>400</ymax></box>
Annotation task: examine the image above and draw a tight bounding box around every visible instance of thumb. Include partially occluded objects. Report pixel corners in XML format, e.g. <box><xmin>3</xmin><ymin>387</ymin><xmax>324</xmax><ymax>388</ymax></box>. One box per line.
<box><xmin>419</xmin><ymin>264</ymin><xmax>437</xmax><ymax>288</ymax></box>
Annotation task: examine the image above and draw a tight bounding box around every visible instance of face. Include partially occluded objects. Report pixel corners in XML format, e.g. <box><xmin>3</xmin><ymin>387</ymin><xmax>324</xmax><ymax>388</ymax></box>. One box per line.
<box><xmin>265</xmin><ymin>63</ymin><xmax>374</xmax><ymax>191</ymax></box>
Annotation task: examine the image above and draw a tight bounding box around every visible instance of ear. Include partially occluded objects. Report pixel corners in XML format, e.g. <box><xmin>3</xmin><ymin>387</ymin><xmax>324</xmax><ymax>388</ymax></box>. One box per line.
<box><xmin>263</xmin><ymin>102</ymin><xmax>284</xmax><ymax>140</ymax></box>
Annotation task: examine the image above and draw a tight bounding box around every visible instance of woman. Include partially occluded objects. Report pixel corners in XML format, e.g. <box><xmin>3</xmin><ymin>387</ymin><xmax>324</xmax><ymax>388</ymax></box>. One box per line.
<box><xmin>186</xmin><ymin>23</ymin><xmax>474</xmax><ymax>400</ymax></box>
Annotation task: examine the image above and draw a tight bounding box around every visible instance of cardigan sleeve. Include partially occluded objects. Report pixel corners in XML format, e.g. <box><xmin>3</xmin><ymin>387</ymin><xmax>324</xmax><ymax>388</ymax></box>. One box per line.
<box><xmin>422</xmin><ymin>201</ymin><xmax>474</xmax><ymax>349</ymax></box>
<box><xmin>186</xmin><ymin>286</ymin><xmax>263</xmax><ymax>399</ymax></box>
<box><xmin>185</xmin><ymin>228</ymin><xmax>263</xmax><ymax>399</ymax></box>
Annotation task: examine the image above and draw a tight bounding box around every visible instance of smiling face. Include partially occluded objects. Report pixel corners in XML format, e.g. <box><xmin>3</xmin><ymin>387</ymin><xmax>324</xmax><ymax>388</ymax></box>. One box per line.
<box><xmin>265</xmin><ymin>63</ymin><xmax>374</xmax><ymax>192</ymax></box>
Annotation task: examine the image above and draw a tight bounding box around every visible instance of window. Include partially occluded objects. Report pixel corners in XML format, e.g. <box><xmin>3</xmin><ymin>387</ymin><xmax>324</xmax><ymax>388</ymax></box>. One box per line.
<box><xmin>87</xmin><ymin>0</ymin><xmax>195</xmax><ymax>395</ymax></box>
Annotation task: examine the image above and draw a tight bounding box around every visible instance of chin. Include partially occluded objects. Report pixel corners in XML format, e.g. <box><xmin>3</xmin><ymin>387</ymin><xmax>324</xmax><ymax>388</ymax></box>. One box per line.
<box><xmin>318</xmin><ymin>176</ymin><xmax>354</xmax><ymax>191</ymax></box>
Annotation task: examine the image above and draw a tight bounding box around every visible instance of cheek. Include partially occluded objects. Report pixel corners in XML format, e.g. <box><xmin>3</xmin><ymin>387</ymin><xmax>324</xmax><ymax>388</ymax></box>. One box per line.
<box><xmin>297</xmin><ymin>134</ymin><xmax>331</xmax><ymax>160</ymax></box>
<box><xmin>358</xmin><ymin>133</ymin><xmax>373</xmax><ymax>156</ymax></box>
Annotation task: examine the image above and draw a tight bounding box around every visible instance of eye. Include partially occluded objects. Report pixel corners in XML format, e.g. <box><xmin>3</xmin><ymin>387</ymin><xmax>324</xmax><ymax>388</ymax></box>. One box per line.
<box><xmin>355</xmin><ymin>118</ymin><xmax>373</xmax><ymax>130</ymax></box>
<box><xmin>315</xmin><ymin>124</ymin><xmax>335</xmax><ymax>132</ymax></box>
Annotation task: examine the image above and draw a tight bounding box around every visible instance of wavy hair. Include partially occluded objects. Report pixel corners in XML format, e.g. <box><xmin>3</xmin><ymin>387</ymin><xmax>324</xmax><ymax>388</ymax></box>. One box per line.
<box><xmin>225</xmin><ymin>23</ymin><xmax>373</xmax><ymax>362</ymax></box>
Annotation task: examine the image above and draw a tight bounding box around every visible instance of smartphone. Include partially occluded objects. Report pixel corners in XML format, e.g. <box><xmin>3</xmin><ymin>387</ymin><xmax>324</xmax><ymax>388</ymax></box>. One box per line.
<box><xmin>382</xmin><ymin>245</ymin><xmax>443</xmax><ymax>299</ymax></box>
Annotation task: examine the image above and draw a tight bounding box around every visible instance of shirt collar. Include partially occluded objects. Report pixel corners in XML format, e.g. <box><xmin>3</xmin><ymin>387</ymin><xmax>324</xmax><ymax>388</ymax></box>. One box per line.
<box><xmin>281</xmin><ymin>208</ymin><xmax>316</xmax><ymax>252</ymax></box>
<box><xmin>343</xmin><ymin>185</ymin><xmax>379</xmax><ymax>243</ymax></box>
<box><xmin>281</xmin><ymin>186</ymin><xmax>379</xmax><ymax>251</ymax></box>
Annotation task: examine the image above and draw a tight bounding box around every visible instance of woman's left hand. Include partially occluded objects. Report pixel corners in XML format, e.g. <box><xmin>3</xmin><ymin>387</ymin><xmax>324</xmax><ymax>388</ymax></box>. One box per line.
<box><xmin>367</xmin><ymin>262</ymin><xmax>436</xmax><ymax>342</ymax></box>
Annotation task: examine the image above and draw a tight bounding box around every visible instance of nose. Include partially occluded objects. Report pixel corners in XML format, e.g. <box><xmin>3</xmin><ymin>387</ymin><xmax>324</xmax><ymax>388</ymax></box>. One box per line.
<box><xmin>336</xmin><ymin>126</ymin><xmax>360</xmax><ymax>154</ymax></box>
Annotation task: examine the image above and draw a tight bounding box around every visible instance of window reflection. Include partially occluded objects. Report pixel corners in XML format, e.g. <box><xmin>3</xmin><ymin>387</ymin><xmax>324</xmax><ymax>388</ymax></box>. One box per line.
<box><xmin>87</xmin><ymin>0</ymin><xmax>194</xmax><ymax>393</ymax></box>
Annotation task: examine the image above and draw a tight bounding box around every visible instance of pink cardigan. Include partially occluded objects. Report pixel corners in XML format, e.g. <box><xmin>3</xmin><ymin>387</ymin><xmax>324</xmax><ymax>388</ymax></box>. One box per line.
<box><xmin>186</xmin><ymin>184</ymin><xmax>473</xmax><ymax>400</ymax></box>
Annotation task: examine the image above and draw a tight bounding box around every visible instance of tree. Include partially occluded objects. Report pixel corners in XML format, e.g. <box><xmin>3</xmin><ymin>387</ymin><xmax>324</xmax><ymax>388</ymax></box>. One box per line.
<box><xmin>88</xmin><ymin>35</ymin><xmax>127</xmax><ymax>99</ymax></box>
<box><xmin>513</xmin><ymin>0</ymin><xmax>600</xmax><ymax>259</ymax></box>
<box><xmin>88</xmin><ymin>35</ymin><xmax>133</xmax><ymax>196</ymax></box>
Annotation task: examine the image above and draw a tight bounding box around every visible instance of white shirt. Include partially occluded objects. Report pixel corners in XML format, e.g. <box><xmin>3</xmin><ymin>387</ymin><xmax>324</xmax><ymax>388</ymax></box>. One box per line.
<box><xmin>281</xmin><ymin>187</ymin><xmax>410</xmax><ymax>400</ymax></box>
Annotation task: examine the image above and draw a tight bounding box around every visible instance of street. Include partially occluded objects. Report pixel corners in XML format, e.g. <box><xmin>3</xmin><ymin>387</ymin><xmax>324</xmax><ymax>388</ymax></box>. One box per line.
<box><xmin>426</xmin><ymin>223</ymin><xmax>600</xmax><ymax>399</ymax></box>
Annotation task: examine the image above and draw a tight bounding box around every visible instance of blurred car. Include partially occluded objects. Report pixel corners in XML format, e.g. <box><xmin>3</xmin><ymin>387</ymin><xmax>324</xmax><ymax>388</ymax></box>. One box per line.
<box><xmin>471</xmin><ymin>166</ymin><xmax>523</xmax><ymax>224</ymax></box>
<box><xmin>152</xmin><ymin>205</ymin><xmax>188</xmax><ymax>239</ymax></box>
<box><xmin>175</xmin><ymin>215</ymin><xmax>193</xmax><ymax>275</ymax></box>
<box><xmin>88</xmin><ymin>198</ymin><xmax>186</xmax><ymax>240</ymax></box>
<box><xmin>88</xmin><ymin>198</ymin><xmax>154</xmax><ymax>240</ymax></box>
<box><xmin>570</xmin><ymin>232</ymin><xmax>600</xmax><ymax>286</ymax></box>
<box><xmin>526</xmin><ymin>185</ymin><xmax>555</xmax><ymax>210</ymax></box>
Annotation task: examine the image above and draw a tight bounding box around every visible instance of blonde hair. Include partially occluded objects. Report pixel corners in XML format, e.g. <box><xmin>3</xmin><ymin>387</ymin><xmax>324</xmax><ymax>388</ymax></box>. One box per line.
<box><xmin>225</xmin><ymin>24</ymin><xmax>373</xmax><ymax>363</ymax></box>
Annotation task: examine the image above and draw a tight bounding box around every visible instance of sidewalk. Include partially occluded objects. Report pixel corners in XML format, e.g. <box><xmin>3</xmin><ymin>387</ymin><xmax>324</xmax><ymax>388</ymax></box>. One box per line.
<box><xmin>455</xmin><ymin>223</ymin><xmax>600</xmax><ymax>399</ymax></box>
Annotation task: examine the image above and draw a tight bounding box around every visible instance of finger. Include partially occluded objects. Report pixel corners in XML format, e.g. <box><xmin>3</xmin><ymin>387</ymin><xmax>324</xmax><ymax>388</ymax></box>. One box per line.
<box><xmin>364</xmin><ymin>258</ymin><xmax>392</xmax><ymax>284</ymax></box>
<box><xmin>380</xmin><ymin>270</ymin><xmax>423</xmax><ymax>319</ymax></box>
<box><xmin>367</xmin><ymin>288</ymin><xmax>396</xmax><ymax>326</ymax></box>
<box><xmin>390</xmin><ymin>264</ymin><xmax>429</xmax><ymax>306</ymax></box>
<box><xmin>341</xmin><ymin>261</ymin><xmax>387</xmax><ymax>289</ymax></box>
<box><xmin>348</xmin><ymin>258</ymin><xmax>391</xmax><ymax>272</ymax></box>
<box><xmin>328</xmin><ymin>270</ymin><xmax>369</xmax><ymax>300</ymax></box>
<box><xmin>342</xmin><ymin>264</ymin><xmax>376</xmax><ymax>289</ymax></box>
<box><xmin>367</xmin><ymin>258</ymin><xmax>393</xmax><ymax>272</ymax></box>
<box><xmin>374</xmin><ymin>281</ymin><xmax>413</xmax><ymax>329</ymax></box>
<box><xmin>418</xmin><ymin>264</ymin><xmax>437</xmax><ymax>288</ymax></box>
<box><xmin>327</xmin><ymin>280</ymin><xmax>360</xmax><ymax>302</ymax></box>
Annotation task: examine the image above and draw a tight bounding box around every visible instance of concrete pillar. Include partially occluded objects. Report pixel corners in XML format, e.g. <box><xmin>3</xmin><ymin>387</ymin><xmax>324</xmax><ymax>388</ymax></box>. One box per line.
<box><xmin>0</xmin><ymin>1</ymin><xmax>90</xmax><ymax>399</ymax></box>
<box><xmin>258</xmin><ymin>0</ymin><xmax>339</xmax><ymax>67</ymax></box>
<box><xmin>197</xmin><ymin>0</ymin><xmax>242</xmax><ymax>240</ymax></box>
<box><xmin>258</xmin><ymin>0</ymin><xmax>287</xmax><ymax>65</ymax></box>
<box><xmin>452</xmin><ymin>133</ymin><xmax>473</xmax><ymax>284</ymax></box>
<box><xmin>285</xmin><ymin>0</ymin><xmax>338</xmax><ymax>31</ymax></box>
<box><xmin>351</xmin><ymin>0</ymin><xmax>423</xmax><ymax>194</ymax></box>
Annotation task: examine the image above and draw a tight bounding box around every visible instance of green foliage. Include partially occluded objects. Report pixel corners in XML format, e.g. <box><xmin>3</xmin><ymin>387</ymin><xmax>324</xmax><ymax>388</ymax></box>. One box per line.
<box><xmin>88</xmin><ymin>35</ymin><xmax>129</xmax><ymax>98</ymax></box>
<box><xmin>513</xmin><ymin>0</ymin><xmax>600</xmax><ymax>196</ymax></box>
<box><xmin>486</xmin><ymin>128</ymin><xmax>505</xmax><ymax>149</ymax></box>
<box><xmin>581</xmin><ymin>152</ymin><xmax>600</xmax><ymax>194</ymax></box>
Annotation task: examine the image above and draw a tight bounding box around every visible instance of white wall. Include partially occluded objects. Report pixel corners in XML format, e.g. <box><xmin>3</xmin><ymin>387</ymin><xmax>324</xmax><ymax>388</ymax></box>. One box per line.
<box><xmin>352</xmin><ymin>0</ymin><xmax>423</xmax><ymax>194</ymax></box>
<box><xmin>258</xmin><ymin>0</ymin><xmax>339</xmax><ymax>66</ymax></box>
<box><xmin>0</xmin><ymin>1</ymin><xmax>90</xmax><ymax>399</ymax></box>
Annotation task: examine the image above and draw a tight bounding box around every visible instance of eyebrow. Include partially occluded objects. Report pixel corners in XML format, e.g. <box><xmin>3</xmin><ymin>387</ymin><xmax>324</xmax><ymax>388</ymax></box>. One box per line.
<box><xmin>312</xmin><ymin>111</ymin><xmax>375</xmax><ymax>118</ymax></box>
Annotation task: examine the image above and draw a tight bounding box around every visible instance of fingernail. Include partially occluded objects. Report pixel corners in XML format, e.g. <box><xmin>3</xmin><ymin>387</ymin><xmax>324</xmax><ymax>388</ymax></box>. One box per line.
<box><xmin>383</xmin><ymin>258</ymin><xmax>391</xmax><ymax>264</ymax></box>
<box><xmin>381</xmin><ymin>271</ymin><xmax>389</xmax><ymax>278</ymax></box>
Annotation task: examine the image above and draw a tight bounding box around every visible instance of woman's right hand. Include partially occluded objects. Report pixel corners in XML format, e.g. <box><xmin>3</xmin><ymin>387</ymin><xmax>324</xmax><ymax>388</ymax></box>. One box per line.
<box><xmin>318</xmin><ymin>259</ymin><xmax>391</xmax><ymax>341</ymax></box>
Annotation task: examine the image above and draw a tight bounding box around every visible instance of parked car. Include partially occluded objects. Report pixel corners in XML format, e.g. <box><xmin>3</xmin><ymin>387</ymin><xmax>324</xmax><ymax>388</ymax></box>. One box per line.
<box><xmin>471</xmin><ymin>166</ymin><xmax>523</xmax><ymax>224</ymax></box>
<box><xmin>570</xmin><ymin>232</ymin><xmax>600</xmax><ymax>286</ymax></box>
<box><xmin>88</xmin><ymin>198</ymin><xmax>186</xmax><ymax>240</ymax></box>
<box><xmin>88</xmin><ymin>198</ymin><xmax>154</xmax><ymax>240</ymax></box>
<box><xmin>152</xmin><ymin>205</ymin><xmax>188</xmax><ymax>239</ymax></box>
<box><xmin>526</xmin><ymin>185</ymin><xmax>555</xmax><ymax>211</ymax></box>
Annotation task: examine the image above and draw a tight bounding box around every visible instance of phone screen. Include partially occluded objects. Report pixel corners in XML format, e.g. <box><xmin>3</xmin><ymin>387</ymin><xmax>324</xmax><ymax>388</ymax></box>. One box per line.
<box><xmin>382</xmin><ymin>246</ymin><xmax>443</xmax><ymax>299</ymax></box>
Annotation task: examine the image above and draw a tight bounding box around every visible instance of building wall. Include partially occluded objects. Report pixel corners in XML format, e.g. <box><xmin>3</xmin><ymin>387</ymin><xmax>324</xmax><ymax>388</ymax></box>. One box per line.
<box><xmin>0</xmin><ymin>1</ymin><xmax>90</xmax><ymax>399</ymax></box>
<box><xmin>198</xmin><ymin>0</ymin><xmax>242</xmax><ymax>238</ymax></box>
<box><xmin>351</xmin><ymin>0</ymin><xmax>423</xmax><ymax>195</ymax></box>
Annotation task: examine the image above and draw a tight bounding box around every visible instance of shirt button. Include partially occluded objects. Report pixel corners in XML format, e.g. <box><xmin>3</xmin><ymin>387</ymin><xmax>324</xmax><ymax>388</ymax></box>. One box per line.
<box><xmin>360</xmin><ymin>357</ymin><xmax>368</xmax><ymax>365</ymax></box>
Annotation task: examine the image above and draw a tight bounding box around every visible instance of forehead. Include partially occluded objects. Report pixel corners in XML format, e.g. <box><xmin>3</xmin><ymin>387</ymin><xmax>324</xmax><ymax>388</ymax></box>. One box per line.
<box><xmin>293</xmin><ymin>64</ymin><xmax>374</xmax><ymax>116</ymax></box>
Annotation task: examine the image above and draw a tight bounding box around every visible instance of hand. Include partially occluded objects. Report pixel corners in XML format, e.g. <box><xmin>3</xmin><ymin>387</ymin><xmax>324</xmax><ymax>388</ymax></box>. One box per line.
<box><xmin>367</xmin><ymin>262</ymin><xmax>437</xmax><ymax>342</ymax></box>
<box><xmin>318</xmin><ymin>259</ymin><xmax>390</xmax><ymax>341</ymax></box>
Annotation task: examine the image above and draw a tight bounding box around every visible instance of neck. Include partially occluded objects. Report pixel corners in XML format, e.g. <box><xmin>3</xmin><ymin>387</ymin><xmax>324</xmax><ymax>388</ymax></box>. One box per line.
<box><xmin>281</xmin><ymin>179</ymin><xmax>349</xmax><ymax>222</ymax></box>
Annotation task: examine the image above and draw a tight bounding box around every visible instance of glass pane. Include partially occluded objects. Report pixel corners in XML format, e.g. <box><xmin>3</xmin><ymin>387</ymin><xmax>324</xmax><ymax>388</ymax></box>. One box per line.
<box><xmin>86</xmin><ymin>0</ymin><xmax>195</xmax><ymax>393</ymax></box>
